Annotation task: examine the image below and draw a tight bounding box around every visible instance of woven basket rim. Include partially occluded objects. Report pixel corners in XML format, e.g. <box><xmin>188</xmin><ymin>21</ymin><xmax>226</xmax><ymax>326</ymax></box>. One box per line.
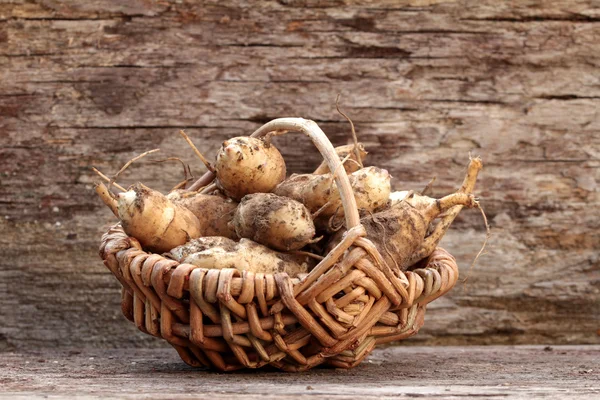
<box><xmin>101</xmin><ymin>223</ymin><xmax>459</xmax><ymax>306</ymax></box>
<box><xmin>98</xmin><ymin>118</ymin><xmax>461</xmax><ymax>371</ymax></box>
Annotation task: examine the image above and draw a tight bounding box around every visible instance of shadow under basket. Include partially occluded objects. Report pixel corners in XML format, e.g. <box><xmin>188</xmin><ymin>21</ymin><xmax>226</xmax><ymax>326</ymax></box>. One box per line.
<box><xmin>98</xmin><ymin>118</ymin><xmax>460</xmax><ymax>372</ymax></box>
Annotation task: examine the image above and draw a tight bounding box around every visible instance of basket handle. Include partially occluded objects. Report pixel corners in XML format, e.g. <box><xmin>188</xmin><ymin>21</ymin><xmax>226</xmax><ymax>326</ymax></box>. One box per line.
<box><xmin>187</xmin><ymin>118</ymin><xmax>361</xmax><ymax>229</ymax></box>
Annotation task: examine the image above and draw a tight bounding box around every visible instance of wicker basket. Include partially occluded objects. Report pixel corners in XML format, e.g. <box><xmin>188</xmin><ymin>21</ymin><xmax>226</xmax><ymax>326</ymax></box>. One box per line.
<box><xmin>99</xmin><ymin>118</ymin><xmax>460</xmax><ymax>371</ymax></box>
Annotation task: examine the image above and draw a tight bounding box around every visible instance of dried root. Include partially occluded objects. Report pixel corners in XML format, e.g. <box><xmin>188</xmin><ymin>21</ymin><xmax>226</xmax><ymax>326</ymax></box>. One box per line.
<box><xmin>92</xmin><ymin>167</ymin><xmax>126</xmax><ymax>192</ymax></box>
<box><xmin>179</xmin><ymin>130</ymin><xmax>214</xmax><ymax>173</ymax></box>
<box><xmin>108</xmin><ymin>148</ymin><xmax>160</xmax><ymax>194</ymax></box>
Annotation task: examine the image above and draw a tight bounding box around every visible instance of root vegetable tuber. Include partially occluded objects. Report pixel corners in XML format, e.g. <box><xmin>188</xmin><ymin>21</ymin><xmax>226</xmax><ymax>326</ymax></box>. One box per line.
<box><xmin>274</xmin><ymin>166</ymin><xmax>391</xmax><ymax>223</ymax></box>
<box><xmin>389</xmin><ymin>191</ymin><xmax>435</xmax><ymax>211</ymax></box>
<box><xmin>405</xmin><ymin>156</ymin><xmax>484</xmax><ymax>266</ymax></box>
<box><xmin>214</xmin><ymin>136</ymin><xmax>286</xmax><ymax>201</ymax></box>
<box><xmin>96</xmin><ymin>182</ymin><xmax>202</xmax><ymax>253</ymax></box>
<box><xmin>327</xmin><ymin>158</ymin><xmax>483</xmax><ymax>272</ymax></box>
<box><xmin>167</xmin><ymin>190</ymin><xmax>238</xmax><ymax>240</ymax></box>
<box><xmin>329</xmin><ymin>192</ymin><xmax>479</xmax><ymax>272</ymax></box>
<box><xmin>167</xmin><ymin>236</ymin><xmax>313</xmax><ymax>276</ymax></box>
<box><xmin>313</xmin><ymin>143</ymin><xmax>367</xmax><ymax>175</ymax></box>
<box><xmin>232</xmin><ymin>193</ymin><xmax>316</xmax><ymax>251</ymax></box>
<box><xmin>350</xmin><ymin>166</ymin><xmax>392</xmax><ymax>213</ymax></box>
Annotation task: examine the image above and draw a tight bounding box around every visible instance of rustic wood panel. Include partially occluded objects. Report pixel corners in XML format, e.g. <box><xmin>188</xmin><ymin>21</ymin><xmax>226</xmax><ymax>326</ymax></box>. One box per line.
<box><xmin>2</xmin><ymin>346</ymin><xmax>599</xmax><ymax>398</ymax></box>
<box><xmin>1</xmin><ymin>0</ymin><xmax>599</xmax><ymax>350</ymax></box>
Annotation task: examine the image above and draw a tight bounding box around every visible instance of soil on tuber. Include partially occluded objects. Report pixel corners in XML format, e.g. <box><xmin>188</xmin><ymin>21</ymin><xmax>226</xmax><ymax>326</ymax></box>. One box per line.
<box><xmin>167</xmin><ymin>236</ymin><xmax>314</xmax><ymax>276</ymax></box>
<box><xmin>214</xmin><ymin>137</ymin><xmax>286</xmax><ymax>201</ymax></box>
<box><xmin>232</xmin><ymin>193</ymin><xmax>316</xmax><ymax>251</ymax></box>
<box><xmin>167</xmin><ymin>190</ymin><xmax>238</xmax><ymax>240</ymax></box>
<box><xmin>327</xmin><ymin>157</ymin><xmax>483</xmax><ymax>272</ymax></box>
<box><xmin>96</xmin><ymin>182</ymin><xmax>202</xmax><ymax>253</ymax></box>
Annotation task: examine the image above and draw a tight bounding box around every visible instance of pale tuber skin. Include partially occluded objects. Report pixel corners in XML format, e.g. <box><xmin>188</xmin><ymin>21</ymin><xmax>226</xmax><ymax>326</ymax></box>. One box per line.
<box><xmin>313</xmin><ymin>143</ymin><xmax>367</xmax><ymax>175</ymax></box>
<box><xmin>167</xmin><ymin>236</ymin><xmax>313</xmax><ymax>277</ymax></box>
<box><xmin>96</xmin><ymin>182</ymin><xmax>202</xmax><ymax>253</ymax></box>
<box><xmin>167</xmin><ymin>236</ymin><xmax>236</xmax><ymax>260</ymax></box>
<box><xmin>167</xmin><ymin>190</ymin><xmax>238</xmax><ymax>240</ymax></box>
<box><xmin>274</xmin><ymin>166</ymin><xmax>391</xmax><ymax>224</ymax></box>
<box><xmin>329</xmin><ymin>192</ymin><xmax>479</xmax><ymax>272</ymax></box>
<box><xmin>327</xmin><ymin>157</ymin><xmax>483</xmax><ymax>272</ymax></box>
<box><xmin>214</xmin><ymin>136</ymin><xmax>286</xmax><ymax>201</ymax></box>
<box><xmin>232</xmin><ymin>193</ymin><xmax>316</xmax><ymax>251</ymax></box>
<box><xmin>351</xmin><ymin>166</ymin><xmax>392</xmax><ymax>214</ymax></box>
<box><xmin>389</xmin><ymin>191</ymin><xmax>435</xmax><ymax>211</ymax></box>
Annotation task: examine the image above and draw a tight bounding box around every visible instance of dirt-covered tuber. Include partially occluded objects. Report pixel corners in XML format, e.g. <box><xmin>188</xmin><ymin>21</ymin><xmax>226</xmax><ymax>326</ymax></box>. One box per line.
<box><xmin>274</xmin><ymin>166</ymin><xmax>391</xmax><ymax>224</ymax></box>
<box><xmin>232</xmin><ymin>193</ymin><xmax>316</xmax><ymax>251</ymax></box>
<box><xmin>167</xmin><ymin>236</ymin><xmax>313</xmax><ymax>276</ymax></box>
<box><xmin>167</xmin><ymin>190</ymin><xmax>238</xmax><ymax>239</ymax></box>
<box><xmin>214</xmin><ymin>137</ymin><xmax>286</xmax><ymax>201</ymax></box>
<box><xmin>327</xmin><ymin>157</ymin><xmax>483</xmax><ymax>272</ymax></box>
<box><xmin>95</xmin><ymin>182</ymin><xmax>202</xmax><ymax>253</ymax></box>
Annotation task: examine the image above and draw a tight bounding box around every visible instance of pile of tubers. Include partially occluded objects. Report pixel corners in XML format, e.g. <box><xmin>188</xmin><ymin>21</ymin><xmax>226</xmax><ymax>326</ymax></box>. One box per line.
<box><xmin>95</xmin><ymin>118</ymin><xmax>483</xmax><ymax>279</ymax></box>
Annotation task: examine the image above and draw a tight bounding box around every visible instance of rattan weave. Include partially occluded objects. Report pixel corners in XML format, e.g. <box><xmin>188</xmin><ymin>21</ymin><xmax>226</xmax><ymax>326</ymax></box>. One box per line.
<box><xmin>99</xmin><ymin>118</ymin><xmax>460</xmax><ymax>371</ymax></box>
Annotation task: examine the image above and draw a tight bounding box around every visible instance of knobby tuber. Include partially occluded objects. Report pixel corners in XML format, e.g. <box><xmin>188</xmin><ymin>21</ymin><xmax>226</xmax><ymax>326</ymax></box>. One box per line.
<box><xmin>167</xmin><ymin>236</ymin><xmax>313</xmax><ymax>276</ymax></box>
<box><xmin>274</xmin><ymin>166</ymin><xmax>391</xmax><ymax>223</ymax></box>
<box><xmin>167</xmin><ymin>190</ymin><xmax>238</xmax><ymax>240</ymax></box>
<box><xmin>232</xmin><ymin>193</ymin><xmax>316</xmax><ymax>251</ymax></box>
<box><xmin>327</xmin><ymin>157</ymin><xmax>483</xmax><ymax>272</ymax></box>
<box><xmin>214</xmin><ymin>136</ymin><xmax>286</xmax><ymax>201</ymax></box>
<box><xmin>96</xmin><ymin>182</ymin><xmax>202</xmax><ymax>253</ymax></box>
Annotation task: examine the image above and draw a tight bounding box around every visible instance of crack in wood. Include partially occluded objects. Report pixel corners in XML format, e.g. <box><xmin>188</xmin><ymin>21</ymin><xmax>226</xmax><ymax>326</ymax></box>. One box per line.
<box><xmin>53</xmin><ymin>125</ymin><xmax>237</xmax><ymax>130</ymax></box>
<box><xmin>427</xmin><ymin>99</ymin><xmax>508</xmax><ymax>105</ymax></box>
<box><xmin>351</xmin><ymin>106</ymin><xmax>421</xmax><ymax>112</ymax></box>
<box><xmin>506</xmin><ymin>159</ymin><xmax>595</xmax><ymax>163</ymax></box>
<box><xmin>535</xmin><ymin>95</ymin><xmax>600</xmax><ymax>100</ymax></box>
<box><xmin>0</xmin><ymin>16</ymin><xmax>138</xmax><ymax>22</ymax></box>
<box><xmin>461</xmin><ymin>15</ymin><xmax>600</xmax><ymax>23</ymax></box>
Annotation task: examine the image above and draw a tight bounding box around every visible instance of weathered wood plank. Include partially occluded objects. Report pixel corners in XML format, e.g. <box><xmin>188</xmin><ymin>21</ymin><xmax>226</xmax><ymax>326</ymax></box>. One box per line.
<box><xmin>0</xmin><ymin>346</ymin><xmax>598</xmax><ymax>399</ymax></box>
<box><xmin>1</xmin><ymin>0</ymin><xmax>599</xmax><ymax>351</ymax></box>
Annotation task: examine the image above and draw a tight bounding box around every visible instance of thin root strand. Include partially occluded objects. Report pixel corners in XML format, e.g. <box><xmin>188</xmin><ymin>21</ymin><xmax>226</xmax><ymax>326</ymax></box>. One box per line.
<box><xmin>462</xmin><ymin>202</ymin><xmax>491</xmax><ymax>288</ymax></box>
<box><xmin>367</xmin><ymin>209</ymin><xmax>400</xmax><ymax>272</ymax></box>
<box><xmin>171</xmin><ymin>178</ymin><xmax>195</xmax><ymax>191</ymax></box>
<box><xmin>153</xmin><ymin>157</ymin><xmax>194</xmax><ymax>190</ymax></box>
<box><xmin>327</xmin><ymin>206</ymin><xmax>345</xmax><ymax>232</ymax></box>
<box><xmin>264</xmin><ymin>129</ymin><xmax>288</xmax><ymax>146</ymax></box>
<box><xmin>109</xmin><ymin>148</ymin><xmax>160</xmax><ymax>194</ymax></box>
<box><xmin>199</xmin><ymin>182</ymin><xmax>218</xmax><ymax>194</ymax></box>
<box><xmin>91</xmin><ymin>167</ymin><xmax>126</xmax><ymax>192</ymax></box>
<box><xmin>335</xmin><ymin>93</ymin><xmax>363</xmax><ymax>168</ymax></box>
<box><xmin>312</xmin><ymin>200</ymin><xmax>333</xmax><ymax>219</ymax></box>
<box><xmin>179</xmin><ymin>130</ymin><xmax>215</xmax><ymax>173</ymax></box>
<box><xmin>307</xmin><ymin>235</ymin><xmax>324</xmax><ymax>244</ymax></box>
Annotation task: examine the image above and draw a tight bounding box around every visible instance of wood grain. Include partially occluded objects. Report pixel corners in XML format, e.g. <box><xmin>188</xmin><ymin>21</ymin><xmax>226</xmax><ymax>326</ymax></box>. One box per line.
<box><xmin>1</xmin><ymin>0</ymin><xmax>599</xmax><ymax>351</ymax></box>
<box><xmin>1</xmin><ymin>346</ymin><xmax>599</xmax><ymax>399</ymax></box>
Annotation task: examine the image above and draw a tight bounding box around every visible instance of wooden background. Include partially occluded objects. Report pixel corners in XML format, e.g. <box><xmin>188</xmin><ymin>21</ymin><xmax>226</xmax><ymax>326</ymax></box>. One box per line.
<box><xmin>1</xmin><ymin>0</ymin><xmax>599</xmax><ymax>351</ymax></box>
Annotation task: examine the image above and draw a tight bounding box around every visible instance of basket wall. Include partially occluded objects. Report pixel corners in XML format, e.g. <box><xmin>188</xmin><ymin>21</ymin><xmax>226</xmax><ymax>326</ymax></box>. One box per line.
<box><xmin>100</xmin><ymin>224</ymin><xmax>458</xmax><ymax>371</ymax></box>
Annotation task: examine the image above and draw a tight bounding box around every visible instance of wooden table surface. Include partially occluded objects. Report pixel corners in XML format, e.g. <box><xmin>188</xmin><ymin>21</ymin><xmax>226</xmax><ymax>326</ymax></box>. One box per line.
<box><xmin>1</xmin><ymin>345</ymin><xmax>598</xmax><ymax>399</ymax></box>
